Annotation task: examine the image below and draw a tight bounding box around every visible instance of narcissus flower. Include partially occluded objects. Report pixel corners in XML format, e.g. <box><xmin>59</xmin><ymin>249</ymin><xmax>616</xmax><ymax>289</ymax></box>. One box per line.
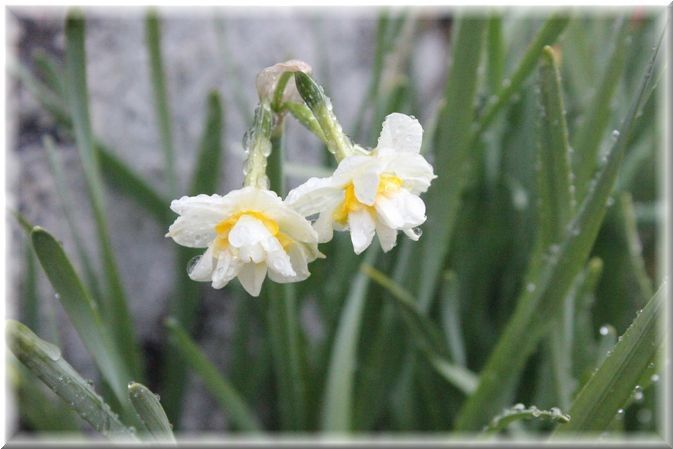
<box><xmin>286</xmin><ymin>113</ymin><xmax>436</xmax><ymax>254</ymax></box>
<box><xmin>166</xmin><ymin>187</ymin><xmax>323</xmax><ymax>296</ymax></box>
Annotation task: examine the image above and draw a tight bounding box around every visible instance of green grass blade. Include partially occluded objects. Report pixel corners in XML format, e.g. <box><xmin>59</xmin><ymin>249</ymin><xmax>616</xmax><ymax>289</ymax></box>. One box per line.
<box><xmin>363</xmin><ymin>265</ymin><xmax>477</xmax><ymax>395</ymax></box>
<box><xmin>474</xmin><ymin>13</ymin><xmax>570</xmax><ymax>138</ymax></box>
<box><xmin>486</xmin><ymin>13</ymin><xmax>505</xmax><ymax>94</ymax></box>
<box><xmin>572</xmin><ymin>18</ymin><xmax>630</xmax><ymax>201</ymax></box>
<box><xmin>165</xmin><ymin>318</ymin><xmax>262</xmax><ymax>432</ymax></box>
<box><xmin>414</xmin><ymin>16</ymin><xmax>487</xmax><ymax>311</ymax></box>
<box><xmin>97</xmin><ymin>143</ymin><xmax>170</xmax><ymax>226</ymax></box>
<box><xmin>617</xmin><ymin>192</ymin><xmax>654</xmax><ymax>303</ymax></box>
<box><xmin>128</xmin><ymin>382</ymin><xmax>176</xmax><ymax>442</ymax></box>
<box><xmin>146</xmin><ymin>9</ymin><xmax>178</xmax><ymax>196</ymax></box>
<box><xmin>7</xmin><ymin>320</ymin><xmax>138</xmax><ymax>441</ymax></box>
<box><xmin>549</xmin><ymin>284</ymin><xmax>665</xmax><ymax>435</ymax></box>
<box><xmin>440</xmin><ymin>271</ymin><xmax>466</xmax><ymax>368</ymax></box>
<box><xmin>454</xmin><ymin>30</ymin><xmax>662</xmax><ymax>431</ymax></box>
<box><xmin>482</xmin><ymin>404</ymin><xmax>570</xmax><ymax>436</ymax></box>
<box><xmin>189</xmin><ymin>91</ymin><xmax>224</xmax><ymax>196</ymax></box>
<box><xmin>536</xmin><ymin>45</ymin><xmax>576</xmax><ymax>246</ymax></box>
<box><xmin>32</xmin><ymin>49</ymin><xmax>66</xmax><ymax>99</ymax></box>
<box><xmin>572</xmin><ymin>258</ymin><xmax>603</xmax><ymax>380</ymax></box>
<box><xmin>321</xmin><ymin>249</ymin><xmax>377</xmax><ymax>432</ymax></box>
<box><xmin>43</xmin><ymin>136</ymin><xmax>103</xmax><ymax>300</ymax></box>
<box><xmin>30</xmin><ymin>227</ymin><xmax>131</xmax><ymax>405</ymax></box>
<box><xmin>64</xmin><ymin>10</ymin><xmax>141</xmax><ymax>379</ymax></box>
<box><xmin>21</xmin><ymin>242</ymin><xmax>40</xmax><ymax>333</ymax></box>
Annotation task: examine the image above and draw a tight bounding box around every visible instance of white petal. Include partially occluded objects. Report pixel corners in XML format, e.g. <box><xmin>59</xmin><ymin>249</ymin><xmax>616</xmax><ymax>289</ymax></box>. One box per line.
<box><xmin>238</xmin><ymin>242</ymin><xmax>266</xmax><ymax>264</ymax></box>
<box><xmin>188</xmin><ymin>246</ymin><xmax>215</xmax><ymax>281</ymax></box>
<box><xmin>353</xmin><ymin>170</ymin><xmax>380</xmax><ymax>206</ymax></box>
<box><xmin>332</xmin><ymin>155</ymin><xmax>377</xmax><ymax>185</ymax></box>
<box><xmin>238</xmin><ymin>263</ymin><xmax>268</xmax><ymax>297</ymax></box>
<box><xmin>375</xmin><ymin>190</ymin><xmax>426</xmax><ymax>230</ymax></box>
<box><xmin>285</xmin><ymin>177</ymin><xmax>341</xmax><ymax>217</ymax></box>
<box><xmin>228</xmin><ymin>215</ymin><xmax>274</xmax><ymax>248</ymax></box>
<box><xmin>375</xmin><ymin>221</ymin><xmax>398</xmax><ymax>252</ymax></box>
<box><xmin>167</xmin><ymin>194</ymin><xmax>230</xmax><ymax>248</ymax></box>
<box><xmin>348</xmin><ymin>209</ymin><xmax>376</xmax><ymax>255</ymax></box>
<box><xmin>376</xmin><ymin>113</ymin><xmax>423</xmax><ymax>153</ymax></box>
<box><xmin>314</xmin><ymin>207</ymin><xmax>337</xmax><ymax>243</ymax></box>
<box><xmin>268</xmin><ymin>205</ymin><xmax>320</xmax><ymax>244</ymax></box>
<box><xmin>403</xmin><ymin>227</ymin><xmax>422</xmax><ymax>241</ymax></box>
<box><xmin>261</xmin><ymin>237</ymin><xmax>296</xmax><ymax>278</ymax></box>
<box><xmin>227</xmin><ymin>187</ymin><xmax>284</xmax><ymax>212</ymax></box>
<box><xmin>379</xmin><ymin>151</ymin><xmax>437</xmax><ymax>194</ymax></box>
<box><xmin>211</xmin><ymin>250</ymin><xmax>241</xmax><ymax>289</ymax></box>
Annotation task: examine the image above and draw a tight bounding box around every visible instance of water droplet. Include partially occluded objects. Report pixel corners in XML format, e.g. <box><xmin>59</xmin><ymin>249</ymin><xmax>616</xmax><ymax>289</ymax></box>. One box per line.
<box><xmin>501</xmin><ymin>78</ymin><xmax>511</xmax><ymax>88</ymax></box>
<box><xmin>633</xmin><ymin>391</ymin><xmax>644</xmax><ymax>402</ymax></box>
<box><xmin>187</xmin><ymin>256</ymin><xmax>202</xmax><ymax>276</ymax></box>
<box><xmin>606</xmin><ymin>197</ymin><xmax>615</xmax><ymax>207</ymax></box>
<box><xmin>651</xmin><ymin>374</ymin><xmax>660</xmax><ymax>383</ymax></box>
<box><xmin>512</xmin><ymin>403</ymin><xmax>525</xmax><ymax>411</ymax></box>
<box><xmin>411</xmin><ymin>227</ymin><xmax>423</xmax><ymax>238</ymax></box>
<box><xmin>526</xmin><ymin>283</ymin><xmax>536</xmax><ymax>293</ymax></box>
<box><xmin>54</xmin><ymin>293</ymin><xmax>61</xmax><ymax>300</ymax></box>
<box><xmin>611</xmin><ymin>130</ymin><xmax>620</xmax><ymax>139</ymax></box>
<box><xmin>599</xmin><ymin>326</ymin><xmax>609</xmax><ymax>336</ymax></box>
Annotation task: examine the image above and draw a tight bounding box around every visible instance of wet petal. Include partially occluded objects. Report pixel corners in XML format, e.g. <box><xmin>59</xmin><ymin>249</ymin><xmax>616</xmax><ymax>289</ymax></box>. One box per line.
<box><xmin>353</xmin><ymin>170</ymin><xmax>380</xmax><ymax>206</ymax></box>
<box><xmin>348</xmin><ymin>209</ymin><xmax>376</xmax><ymax>255</ymax></box>
<box><xmin>375</xmin><ymin>220</ymin><xmax>398</xmax><ymax>252</ymax></box>
<box><xmin>188</xmin><ymin>246</ymin><xmax>215</xmax><ymax>281</ymax></box>
<box><xmin>238</xmin><ymin>263</ymin><xmax>268</xmax><ymax>297</ymax></box>
<box><xmin>228</xmin><ymin>215</ymin><xmax>274</xmax><ymax>248</ymax></box>
<box><xmin>377</xmin><ymin>113</ymin><xmax>423</xmax><ymax>153</ymax></box>
<box><xmin>212</xmin><ymin>250</ymin><xmax>241</xmax><ymax>289</ymax></box>
<box><xmin>285</xmin><ymin>177</ymin><xmax>342</xmax><ymax>217</ymax></box>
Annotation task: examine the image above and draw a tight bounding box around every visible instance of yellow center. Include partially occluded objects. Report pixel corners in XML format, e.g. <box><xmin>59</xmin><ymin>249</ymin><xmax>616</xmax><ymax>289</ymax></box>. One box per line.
<box><xmin>333</xmin><ymin>173</ymin><xmax>403</xmax><ymax>225</ymax></box>
<box><xmin>214</xmin><ymin>210</ymin><xmax>292</xmax><ymax>251</ymax></box>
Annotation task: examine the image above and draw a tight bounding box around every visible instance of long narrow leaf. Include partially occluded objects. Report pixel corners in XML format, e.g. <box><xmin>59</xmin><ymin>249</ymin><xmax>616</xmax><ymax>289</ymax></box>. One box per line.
<box><xmin>30</xmin><ymin>227</ymin><xmax>130</xmax><ymax>405</ymax></box>
<box><xmin>413</xmin><ymin>16</ymin><xmax>487</xmax><ymax>310</ymax></box>
<box><xmin>321</xmin><ymin>249</ymin><xmax>377</xmax><ymax>431</ymax></box>
<box><xmin>549</xmin><ymin>284</ymin><xmax>665</xmax><ymax>435</ymax></box>
<box><xmin>128</xmin><ymin>382</ymin><xmax>176</xmax><ymax>443</ymax></box>
<box><xmin>146</xmin><ymin>9</ymin><xmax>178</xmax><ymax>196</ymax></box>
<box><xmin>7</xmin><ymin>320</ymin><xmax>137</xmax><ymax>441</ymax></box>
<box><xmin>64</xmin><ymin>10</ymin><xmax>141</xmax><ymax>379</ymax></box>
<box><xmin>165</xmin><ymin>319</ymin><xmax>262</xmax><ymax>432</ymax></box>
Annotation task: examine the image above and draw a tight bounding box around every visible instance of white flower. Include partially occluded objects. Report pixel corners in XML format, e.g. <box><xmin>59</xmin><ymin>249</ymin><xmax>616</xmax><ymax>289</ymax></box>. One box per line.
<box><xmin>286</xmin><ymin>113</ymin><xmax>436</xmax><ymax>255</ymax></box>
<box><xmin>256</xmin><ymin>59</ymin><xmax>312</xmax><ymax>104</ymax></box>
<box><xmin>166</xmin><ymin>187</ymin><xmax>323</xmax><ymax>297</ymax></box>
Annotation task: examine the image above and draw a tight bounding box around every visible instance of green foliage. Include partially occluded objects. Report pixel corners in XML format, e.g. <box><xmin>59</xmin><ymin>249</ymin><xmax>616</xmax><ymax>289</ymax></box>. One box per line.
<box><xmin>9</xmin><ymin>7</ymin><xmax>664</xmax><ymax>443</ymax></box>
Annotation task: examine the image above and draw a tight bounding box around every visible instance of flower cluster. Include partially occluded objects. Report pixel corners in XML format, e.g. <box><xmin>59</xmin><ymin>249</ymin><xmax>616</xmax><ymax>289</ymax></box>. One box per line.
<box><xmin>166</xmin><ymin>61</ymin><xmax>435</xmax><ymax>296</ymax></box>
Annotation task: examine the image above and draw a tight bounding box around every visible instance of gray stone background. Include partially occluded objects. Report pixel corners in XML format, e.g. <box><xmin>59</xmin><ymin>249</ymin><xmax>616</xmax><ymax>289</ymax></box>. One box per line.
<box><xmin>6</xmin><ymin>6</ymin><xmax>450</xmax><ymax>431</ymax></box>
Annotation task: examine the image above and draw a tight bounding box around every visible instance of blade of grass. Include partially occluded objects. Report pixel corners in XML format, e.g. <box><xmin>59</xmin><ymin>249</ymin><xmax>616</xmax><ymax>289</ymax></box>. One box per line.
<box><xmin>454</xmin><ymin>30</ymin><xmax>662</xmax><ymax>431</ymax></box>
<box><xmin>486</xmin><ymin>13</ymin><xmax>505</xmax><ymax>94</ymax></box>
<box><xmin>321</xmin><ymin>249</ymin><xmax>377</xmax><ymax>432</ymax></box>
<box><xmin>146</xmin><ymin>9</ymin><xmax>178</xmax><ymax>197</ymax></box>
<box><xmin>128</xmin><ymin>382</ymin><xmax>175</xmax><ymax>443</ymax></box>
<box><xmin>537</xmin><ymin>45</ymin><xmax>576</xmax><ymax>411</ymax></box>
<box><xmin>10</xmin><ymin>359</ymin><xmax>81</xmax><ymax>432</ymax></box>
<box><xmin>43</xmin><ymin>136</ymin><xmax>102</xmax><ymax>300</ymax></box>
<box><xmin>572</xmin><ymin>258</ymin><xmax>603</xmax><ymax>381</ymax></box>
<box><xmin>572</xmin><ymin>18</ymin><xmax>630</xmax><ymax>201</ymax></box>
<box><xmin>440</xmin><ymin>271</ymin><xmax>466</xmax><ymax>368</ymax></box>
<box><xmin>362</xmin><ymin>265</ymin><xmax>478</xmax><ymax>395</ymax></box>
<box><xmin>21</xmin><ymin>242</ymin><xmax>40</xmax><ymax>333</ymax></box>
<box><xmin>64</xmin><ymin>10</ymin><xmax>141</xmax><ymax>379</ymax></box>
<box><xmin>413</xmin><ymin>15</ymin><xmax>487</xmax><ymax>310</ymax></box>
<box><xmin>549</xmin><ymin>283</ymin><xmax>665</xmax><ymax>435</ymax></box>
<box><xmin>165</xmin><ymin>318</ymin><xmax>262</xmax><ymax>432</ymax></box>
<box><xmin>473</xmin><ymin>13</ymin><xmax>570</xmax><ymax>139</ymax></box>
<box><xmin>7</xmin><ymin>320</ymin><xmax>138</xmax><ymax>441</ymax></box>
<box><xmin>30</xmin><ymin>227</ymin><xmax>131</xmax><ymax>406</ymax></box>
<box><xmin>616</xmin><ymin>192</ymin><xmax>654</xmax><ymax>304</ymax></box>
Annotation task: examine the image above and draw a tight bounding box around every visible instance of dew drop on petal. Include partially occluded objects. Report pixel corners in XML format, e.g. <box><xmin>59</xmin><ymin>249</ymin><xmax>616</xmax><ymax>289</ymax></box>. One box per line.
<box><xmin>187</xmin><ymin>256</ymin><xmax>202</xmax><ymax>276</ymax></box>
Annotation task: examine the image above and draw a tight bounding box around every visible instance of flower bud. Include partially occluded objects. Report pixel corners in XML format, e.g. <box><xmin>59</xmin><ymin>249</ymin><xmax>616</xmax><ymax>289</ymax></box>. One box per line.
<box><xmin>256</xmin><ymin>59</ymin><xmax>312</xmax><ymax>104</ymax></box>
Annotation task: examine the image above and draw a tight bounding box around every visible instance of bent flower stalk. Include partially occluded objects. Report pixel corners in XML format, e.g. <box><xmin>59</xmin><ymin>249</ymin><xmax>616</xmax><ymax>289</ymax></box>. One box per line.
<box><xmin>286</xmin><ymin>113</ymin><xmax>436</xmax><ymax>254</ymax></box>
<box><xmin>166</xmin><ymin>188</ymin><xmax>323</xmax><ymax>297</ymax></box>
